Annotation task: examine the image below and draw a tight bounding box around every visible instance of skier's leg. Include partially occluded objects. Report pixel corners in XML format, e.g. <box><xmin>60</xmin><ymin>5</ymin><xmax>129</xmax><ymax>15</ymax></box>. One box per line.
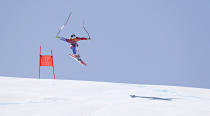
<box><xmin>70</xmin><ymin>44</ymin><xmax>80</xmax><ymax>60</ymax></box>
<box><xmin>71</xmin><ymin>46</ymin><xmax>77</xmax><ymax>55</ymax></box>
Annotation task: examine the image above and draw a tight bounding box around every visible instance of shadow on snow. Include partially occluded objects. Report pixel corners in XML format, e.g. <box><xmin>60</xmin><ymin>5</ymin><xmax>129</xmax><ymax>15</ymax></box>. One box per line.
<box><xmin>130</xmin><ymin>95</ymin><xmax>175</xmax><ymax>101</ymax></box>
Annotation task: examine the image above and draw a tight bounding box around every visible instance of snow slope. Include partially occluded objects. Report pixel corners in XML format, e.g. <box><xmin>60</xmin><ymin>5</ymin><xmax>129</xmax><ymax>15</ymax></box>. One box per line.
<box><xmin>0</xmin><ymin>76</ymin><xmax>210</xmax><ymax>116</ymax></box>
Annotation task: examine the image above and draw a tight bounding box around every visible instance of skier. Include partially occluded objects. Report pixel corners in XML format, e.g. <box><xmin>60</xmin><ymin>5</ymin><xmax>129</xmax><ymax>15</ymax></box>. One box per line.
<box><xmin>56</xmin><ymin>34</ymin><xmax>90</xmax><ymax>59</ymax></box>
<box><xmin>55</xmin><ymin>12</ymin><xmax>91</xmax><ymax>66</ymax></box>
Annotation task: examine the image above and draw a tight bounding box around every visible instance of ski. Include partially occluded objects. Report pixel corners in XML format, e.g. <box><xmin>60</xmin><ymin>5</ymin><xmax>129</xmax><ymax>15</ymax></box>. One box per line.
<box><xmin>69</xmin><ymin>54</ymin><xmax>87</xmax><ymax>66</ymax></box>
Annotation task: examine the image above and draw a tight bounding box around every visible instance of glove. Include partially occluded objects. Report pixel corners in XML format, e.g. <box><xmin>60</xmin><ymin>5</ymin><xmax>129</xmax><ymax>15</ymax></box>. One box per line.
<box><xmin>56</xmin><ymin>35</ymin><xmax>60</xmax><ymax>39</ymax></box>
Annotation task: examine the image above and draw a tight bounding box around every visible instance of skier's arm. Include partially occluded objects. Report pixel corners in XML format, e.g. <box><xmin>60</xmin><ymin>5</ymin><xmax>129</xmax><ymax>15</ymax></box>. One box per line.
<box><xmin>77</xmin><ymin>37</ymin><xmax>91</xmax><ymax>40</ymax></box>
<box><xmin>56</xmin><ymin>36</ymin><xmax>68</xmax><ymax>42</ymax></box>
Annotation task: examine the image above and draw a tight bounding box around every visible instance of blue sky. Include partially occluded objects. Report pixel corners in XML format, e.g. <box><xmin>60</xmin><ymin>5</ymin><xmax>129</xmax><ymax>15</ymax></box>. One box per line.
<box><xmin>0</xmin><ymin>0</ymin><xmax>210</xmax><ymax>89</ymax></box>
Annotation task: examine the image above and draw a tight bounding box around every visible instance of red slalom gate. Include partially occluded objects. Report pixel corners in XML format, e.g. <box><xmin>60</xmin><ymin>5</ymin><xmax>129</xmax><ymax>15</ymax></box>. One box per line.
<box><xmin>39</xmin><ymin>46</ymin><xmax>55</xmax><ymax>80</ymax></box>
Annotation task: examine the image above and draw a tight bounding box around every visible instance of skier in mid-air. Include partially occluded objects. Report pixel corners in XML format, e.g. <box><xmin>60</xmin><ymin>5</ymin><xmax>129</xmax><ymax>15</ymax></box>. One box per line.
<box><xmin>56</xmin><ymin>34</ymin><xmax>90</xmax><ymax>66</ymax></box>
<box><xmin>56</xmin><ymin>12</ymin><xmax>91</xmax><ymax>66</ymax></box>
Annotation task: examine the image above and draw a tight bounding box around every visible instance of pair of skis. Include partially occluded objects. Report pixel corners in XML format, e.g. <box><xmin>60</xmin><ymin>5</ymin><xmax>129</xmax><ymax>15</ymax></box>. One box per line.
<box><xmin>69</xmin><ymin>54</ymin><xmax>86</xmax><ymax>66</ymax></box>
<box><xmin>56</xmin><ymin>12</ymin><xmax>90</xmax><ymax>66</ymax></box>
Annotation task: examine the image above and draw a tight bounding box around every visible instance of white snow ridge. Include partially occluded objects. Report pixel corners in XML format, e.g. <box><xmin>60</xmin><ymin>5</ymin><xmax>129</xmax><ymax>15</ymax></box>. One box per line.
<box><xmin>0</xmin><ymin>76</ymin><xmax>210</xmax><ymax>116</ymax></box>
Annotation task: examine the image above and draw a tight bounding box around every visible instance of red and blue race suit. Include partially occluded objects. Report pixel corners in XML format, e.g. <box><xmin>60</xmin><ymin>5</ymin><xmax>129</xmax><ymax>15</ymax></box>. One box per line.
<box><xmin>58</xmin><ymin>37</ymin><xmax>89</xmax><ymax>55</ymax></box>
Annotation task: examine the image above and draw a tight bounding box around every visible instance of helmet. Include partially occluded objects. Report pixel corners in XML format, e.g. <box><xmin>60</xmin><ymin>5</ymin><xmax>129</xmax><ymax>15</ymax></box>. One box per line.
<box><xmin>71</xmin><ymin>34</ymin><xmax>76</xmax><ymax>38</ymax></box>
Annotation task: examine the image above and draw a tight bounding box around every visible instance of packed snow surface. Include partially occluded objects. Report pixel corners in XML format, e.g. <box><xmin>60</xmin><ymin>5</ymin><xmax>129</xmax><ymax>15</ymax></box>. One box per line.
<box><xmin>0</xmin><ymin>76</ymin><xmax>210</xmax><ymax>116</ymax></box>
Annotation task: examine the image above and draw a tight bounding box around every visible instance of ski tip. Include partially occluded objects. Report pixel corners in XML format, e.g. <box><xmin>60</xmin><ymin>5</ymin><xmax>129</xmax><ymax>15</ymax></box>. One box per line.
<box><xmin>82</xmin><ymin>63</ymin><xmax>87</xmax><ymax>66</ymax></box>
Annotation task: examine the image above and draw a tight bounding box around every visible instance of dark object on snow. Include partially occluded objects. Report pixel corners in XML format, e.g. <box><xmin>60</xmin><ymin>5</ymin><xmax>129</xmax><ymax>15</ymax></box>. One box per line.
<box><xmin>130</xmin><ymin>95</ymin><xmax>174</xmax><ymax>101</ymax></box>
